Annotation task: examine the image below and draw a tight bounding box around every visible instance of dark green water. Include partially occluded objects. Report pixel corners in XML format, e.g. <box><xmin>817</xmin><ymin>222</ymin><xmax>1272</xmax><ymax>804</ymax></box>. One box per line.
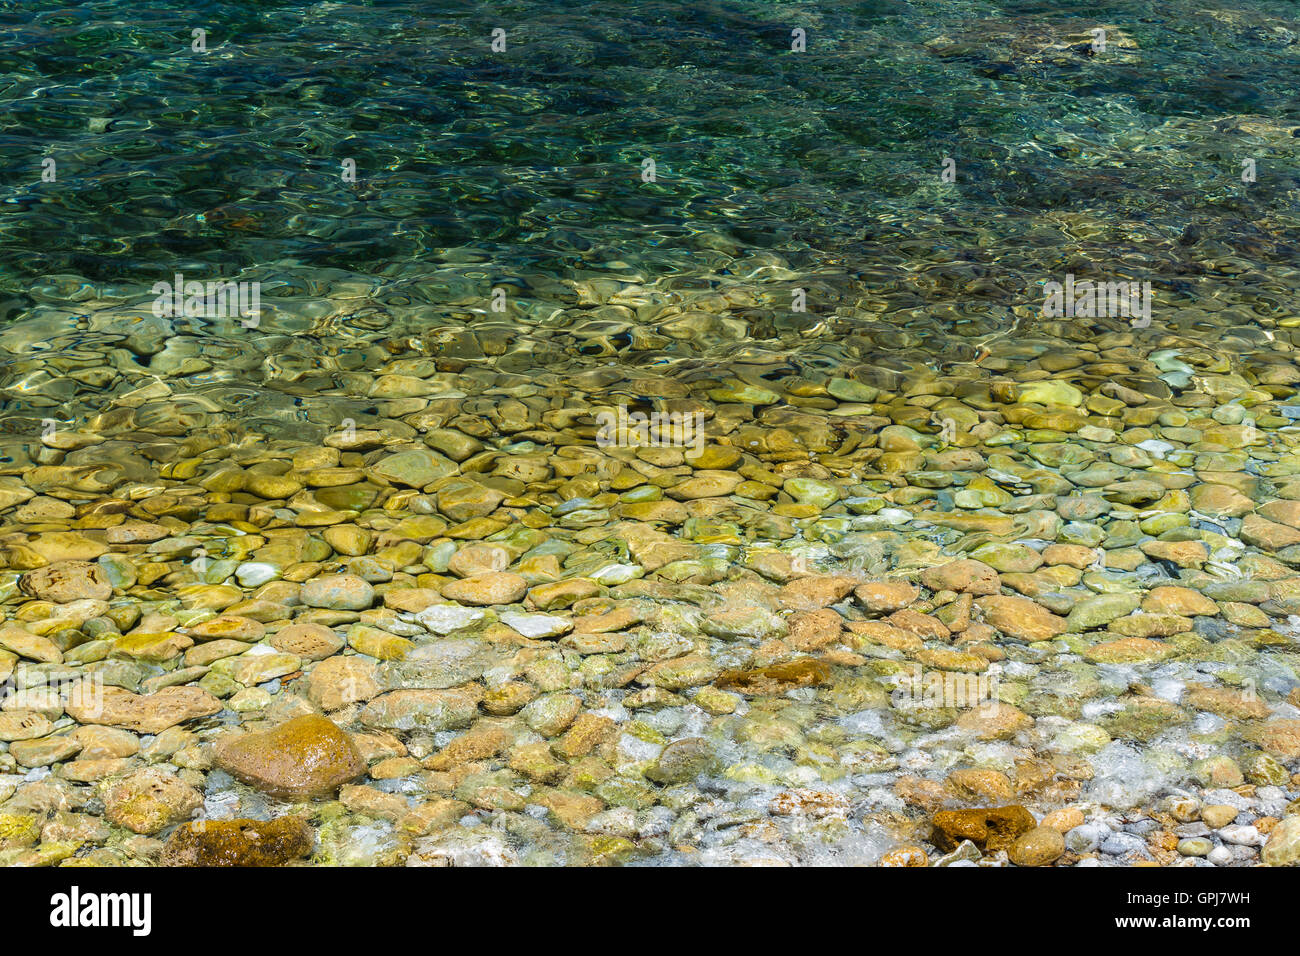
<box><xmin>3</xmin><ymin>1</ymin><xmax>1298</xmax><ymax>359</ymax></box>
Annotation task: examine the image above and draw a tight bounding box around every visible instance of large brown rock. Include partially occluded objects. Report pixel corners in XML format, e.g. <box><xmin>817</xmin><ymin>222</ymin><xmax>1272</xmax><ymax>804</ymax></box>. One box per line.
<box><xmin>160</xmin><ymin>817</ymin><xmax>314</xmax><ymax>866</ymax></box>
<box><xmin>213</xmin><ymin>715</ymin><xmax>365</xmax><ymax>799</ymax></box>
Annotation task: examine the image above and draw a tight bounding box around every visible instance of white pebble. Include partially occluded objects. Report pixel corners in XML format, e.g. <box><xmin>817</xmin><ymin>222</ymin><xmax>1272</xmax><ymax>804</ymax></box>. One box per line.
<box><xmin>1218</xmin><ymin>824</ymin><xmax>1263</xmax><ymax>846</ymax></box>
<box><xmin>234</xmin><ymin>561</ymin><xmax>279</xmax><ymax>587</ymax></box>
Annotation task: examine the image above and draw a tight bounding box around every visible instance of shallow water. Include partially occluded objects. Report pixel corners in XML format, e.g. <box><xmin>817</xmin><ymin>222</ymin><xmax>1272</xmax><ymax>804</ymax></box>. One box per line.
<box><xmin>1</xmin><ymin>2</ymin><xmax>1299</xmax><ymax>868</ymax></box>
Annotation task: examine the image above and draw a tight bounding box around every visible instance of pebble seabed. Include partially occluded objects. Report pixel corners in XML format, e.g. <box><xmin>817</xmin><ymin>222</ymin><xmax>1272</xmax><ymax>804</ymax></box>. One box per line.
<box><xmin>2</xmin><ymin>290</ymin><xmax>1300</xmax><ymax>869</ymax></box>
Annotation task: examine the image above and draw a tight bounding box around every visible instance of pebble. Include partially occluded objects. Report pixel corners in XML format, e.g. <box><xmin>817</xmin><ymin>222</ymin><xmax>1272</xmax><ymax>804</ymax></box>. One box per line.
<box><xmin>213</xmin><ymin>715</ymin><xmax>366</xmax><ymax>799</ymax></box>
<box><xmin>441</xmin><ymin>573</ymin><xmax>528</xmax><ymax>606</ymax></box>
<box><xmin>1218</xmin><ymin>824</ymin><xmax>1263</xmax><ymax>846</ymax></box>
<box><xmin>103</xmin><ymin>768</ymin><xmax>203</xmax><ymax>835</ymax></box>
<box><xmin>1009</xmin><ymin>826</ymin><xmax>1066</xmax><ymax>867</ymax></box>
<box><xmin>1207</xmin><ymin>845</ymin><xmax>1235</xmax><ymax>866</ymax></box>
<box><xmin>1200</xmin><ymin>804</ymin><xmax>1239</xmax><ymax>829</ymax></box>
<box><xmin>300</xmin><ymin>574</ymin><xmax>375</xmax><ymax>610</ymax></box>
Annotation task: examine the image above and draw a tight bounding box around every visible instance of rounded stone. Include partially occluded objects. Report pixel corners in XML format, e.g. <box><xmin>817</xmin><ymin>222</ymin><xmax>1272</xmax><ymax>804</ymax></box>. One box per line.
<box><xmin>103</xmin><ymin>767</ymin><xmax>203</xmax><ymax>835</ymax></box>
<box><xmin>300</xmin><ymin>574</ymin><xmax>375</xmax><ymax>610</ymax></box>
<box><xmin>1009</xmin><ymin>826</ymin><xmax>1066</xmax><ymax>867</ymax></box>
<box><xmin>213</xmin><ymin>715</ymin><xmax>366</xmax><ymax>799</ymax></box>
<box><xmin>440</xmin><ymin>572</ymin><xmax>528</xmax><ymax>607</ymax></box>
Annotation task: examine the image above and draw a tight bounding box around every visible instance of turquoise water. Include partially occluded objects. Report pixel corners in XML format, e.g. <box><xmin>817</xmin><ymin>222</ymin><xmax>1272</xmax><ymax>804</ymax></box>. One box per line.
<box><xmin>4</xmin><ymin>1</ymin><xmax>1299</xmax><ymax>354</ymax></box>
